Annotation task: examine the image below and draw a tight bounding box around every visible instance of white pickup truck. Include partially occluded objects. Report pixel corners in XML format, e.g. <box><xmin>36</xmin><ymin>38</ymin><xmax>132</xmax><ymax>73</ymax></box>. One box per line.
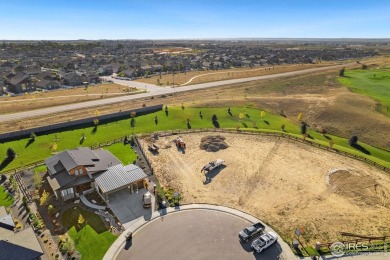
<box><xmin>251</xmin><ymin>232</ymin><xmax>278</xmax><ymax>253</ymax></box>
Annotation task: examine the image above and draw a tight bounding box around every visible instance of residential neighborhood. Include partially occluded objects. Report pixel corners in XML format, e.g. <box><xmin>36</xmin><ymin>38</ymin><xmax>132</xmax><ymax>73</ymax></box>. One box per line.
<box><xmin>0</xmin><ymin>40</ymin><xmax>380</xmax><ymax>94</ymax></box>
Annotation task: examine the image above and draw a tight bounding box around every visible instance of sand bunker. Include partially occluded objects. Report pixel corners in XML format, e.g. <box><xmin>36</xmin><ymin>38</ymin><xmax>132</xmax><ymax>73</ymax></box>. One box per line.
<box><xmin>199</xmin><ymin>135</ymin><xmax>229</xmax><ymax>152</ymax></box>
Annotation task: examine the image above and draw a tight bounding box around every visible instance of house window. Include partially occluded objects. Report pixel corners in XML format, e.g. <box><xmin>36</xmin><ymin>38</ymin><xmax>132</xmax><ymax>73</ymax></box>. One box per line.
<box><xmin>61</xmin><ymin>188</ymin><xmax>74</xmax><ymax>197</ymax></box>
<box><xmin>74</xmin><ymin>169</ymin><xmax>83</xmax><ymax>176</ymax></box>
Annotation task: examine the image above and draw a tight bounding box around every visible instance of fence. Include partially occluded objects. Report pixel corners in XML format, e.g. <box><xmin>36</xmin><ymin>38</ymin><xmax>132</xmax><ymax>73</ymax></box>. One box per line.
<box><xmin>3</xmin><ymin>127</ymin><xmax>389</xmax><ymax>175</ymax></box>
<box><xmin>0</xmin><ymin>104</ymin><xmax>163</xmax><ymax>143</ymax></box>
<box><xmin>137</xmin><ymin>128</ymin><xmax>390</xmax><ymax>173</ymax></box>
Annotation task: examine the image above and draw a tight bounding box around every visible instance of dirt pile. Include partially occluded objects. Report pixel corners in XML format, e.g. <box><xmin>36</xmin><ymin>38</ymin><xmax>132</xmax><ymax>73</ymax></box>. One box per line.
<box><xmin>327</xmin><ymin>169</ymin><xmax>390</xmax><ymax>208</ymax></box>
<box><xmin>199</xmin><ymin>135</ymin><xmax>229</xmax><ymax>152</ymax></box>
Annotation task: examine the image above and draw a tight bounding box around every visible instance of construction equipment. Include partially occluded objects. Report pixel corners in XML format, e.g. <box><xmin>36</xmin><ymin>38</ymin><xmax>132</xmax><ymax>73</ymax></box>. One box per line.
<box><xmin>148</xmin><ymin>144</ymin><xmax>159</xmax><ymax>153</ymax></box>
<box><xmin>201</xmin><ymin>159</ymin><xmax>224</xmax><ymax>172</ymax></box>
<box><xmin>175</xmin><ymin>137</ymin><xmax>186</xmax><ymax>149</ymax></box>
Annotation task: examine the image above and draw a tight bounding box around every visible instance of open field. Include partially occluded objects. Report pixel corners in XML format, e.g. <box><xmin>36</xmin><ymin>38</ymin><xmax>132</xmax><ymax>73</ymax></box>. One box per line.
<box><xmin>61</xmin><ymin>206</ymin><xmax>117</xmax><ymax>260</ymax></box>
<box><xmin>339</xmin><ymin>68</ymin><xmax>390</xmax><ymax>116</ymax></box>
<box><xmin>1</xmin><ymin>106</ymin><xmax>388</xmax><ymax>173</ymax></box>
<box><xmin>142</xmin><ymin>132</ymin><xmax>390</xmax><ymax>245</ymax></box>
<box><xmin>0</xmin><ymin>83</ymin><xmax>140</xmax><ymax>114</ymax></box>
<box><xmin>136</xmin><ymin>62</ymin><xmax>336</xmax><ymax>86</ymax></box>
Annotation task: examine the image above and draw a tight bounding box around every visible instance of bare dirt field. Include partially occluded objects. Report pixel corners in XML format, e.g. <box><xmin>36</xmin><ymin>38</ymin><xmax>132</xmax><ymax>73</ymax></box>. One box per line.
<box><xmin>141</xmin><ymin>132</ymin><xmax>390</xmax><ymax>244</ymax></box>
<box><xmin>0</xmin><ymin>83</ymin><xmax>139</xmax><ymax>114</ymax></box>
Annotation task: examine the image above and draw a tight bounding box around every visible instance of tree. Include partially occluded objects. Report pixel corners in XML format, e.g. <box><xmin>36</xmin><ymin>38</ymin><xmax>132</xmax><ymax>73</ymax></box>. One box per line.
<box><xmin>130</xmin><ymin>117</ymin><xmax>136</xmax><ymax>129</ymax></box>
<box><xmin>212</xmin><ymin>114</ymin><xmax>218</xmax><ymax>122</ymax></box>
<box><xmin>297</xmin><ymin>113</ymin><xmax>303</xmax><ymax>121</ymax></box>
<box><xmin>260</xmin><ymin>111</ymin><xmax>266</xmax><ymax>118</ymax></box>
<box><xmin>300</xmin><ymin>122</ymin><xmax>307</xmax><ymax>135</ymax></box>
<box><xmin>78</xmin><ymin>214</ymin><xmax>85</xmax><ymax>227</ymax></box>
<box><xmin>339</xmin><ymin>67</ymin><xmax>345</xmax><ymax>77</ymax></box>
<box><xmin>130</xmin><ymin>111</ymin><xmax>136</xmax><ymax>118</ymax></box>
<box><xmin>239</xmin><ymin>113</ymin><xmax>244</xmax><ymax>120</ymax></box>
<box><xmin>40</xmin><ymin>190</ymin><xmax>49</xmax><ymax>206</ymax></box>
<box><xmin>93</xmin><ymin>118</ymin><xmax>99</xmax><ymax>127</ymax></box>
<box><xmin>6</xmin><ymin>148</ymin><xmax>16</xmax><ymax>160</ymax></box>
<box><xmin>50</xmin><ymin>142</ymin><xmax>58</xmax><ymax>152</ymax></box>
<box><xmin>30</xmin><ymin>132</ymin><xmax>36</xmax><ymax>141</ymax></box>
<box><xmin>348</xmin><ymin>135</ymin><xmax>358</xmax><ymax>146</ymax></box>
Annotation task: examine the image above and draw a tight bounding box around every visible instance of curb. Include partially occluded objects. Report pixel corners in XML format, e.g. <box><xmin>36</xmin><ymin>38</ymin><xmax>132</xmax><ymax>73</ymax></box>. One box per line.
<box><xmin>103</xmin><ymin>204</ymin><xmax>297</xmax><ymax>260</ymax></box>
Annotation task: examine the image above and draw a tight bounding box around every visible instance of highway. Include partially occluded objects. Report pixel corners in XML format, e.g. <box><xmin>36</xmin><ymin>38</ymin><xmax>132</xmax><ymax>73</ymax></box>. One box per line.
<box><xmin>0</xmin><ymin>63</ymin><xmax>351</xmax><ymax>123</ymax></box>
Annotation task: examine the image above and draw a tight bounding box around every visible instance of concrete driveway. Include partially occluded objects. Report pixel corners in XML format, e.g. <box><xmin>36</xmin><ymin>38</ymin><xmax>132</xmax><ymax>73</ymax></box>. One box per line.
<box><xmin>107</xmin><ymin>188</ymin><xmax>155</xmax><ymax>229</ymax></box>
<box><xmin>117</xmin><ymin>209</ymin><xmax>285</xmax><ymax>260</ymax></box>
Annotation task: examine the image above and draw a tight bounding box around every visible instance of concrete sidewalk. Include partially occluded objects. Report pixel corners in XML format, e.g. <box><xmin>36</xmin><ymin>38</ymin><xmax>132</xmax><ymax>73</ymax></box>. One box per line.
<box><xmin>103</xmin><ymin>203</ymin><xmax>297</xmax><ymax>260</ymax></box>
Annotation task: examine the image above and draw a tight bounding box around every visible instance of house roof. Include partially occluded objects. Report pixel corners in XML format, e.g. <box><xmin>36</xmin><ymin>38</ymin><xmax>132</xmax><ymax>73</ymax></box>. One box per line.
<box><xmin>47</xmin><ymin>169</ymin><xmax>74</xmax><ymax>191</ymax></box>
<box><xmin>95</xmin><ymin>164</ymin><xmax>147</xmax><ymax>194</ymax></box>
<box><xmin>10</xmin><ymin>73</ymin><xmax>29</xmax><ymax>85</ymax></box>
<box><xmin>0</xmin><ymin>227</ymin><xmax>44</xmax><ymax>260</ymax></box>
<box><xmin>35</xmin><ymin>79</ymin><xmax>60</xmax><ymax>88</ymax></box>
<box><xmin>45</xmin><ymin>147</ymin><xmax>121</xmax><ymax>190</ymax></box>
<box><xmin>0</xmin><ymin>206</ymin><xmax>15</xmax><ymax>232</ymax></box>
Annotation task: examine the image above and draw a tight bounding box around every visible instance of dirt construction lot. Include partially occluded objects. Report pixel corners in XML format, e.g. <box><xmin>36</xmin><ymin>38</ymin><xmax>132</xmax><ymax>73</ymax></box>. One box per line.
<box><xmin>141</xmin><ymin>133</ymin><xmax>390</xmax><ymax>244</ymax></box>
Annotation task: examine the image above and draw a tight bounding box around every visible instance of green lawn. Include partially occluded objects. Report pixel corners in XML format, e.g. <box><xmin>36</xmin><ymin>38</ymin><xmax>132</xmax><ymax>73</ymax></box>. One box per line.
<box><xmin>104</xmin><ymin>143</ymin><xmax>137</xmax><ymax>165</ymax></box>
<box><xmin>339</xmin><ymin>68</ymin><xmax>390</xmax><ymax>116</ymax></box>
<box><xmin>0</xmin><ymin>106</ymin><xmax>389</xmax><ymax>171</ymax></box>
<box><xmin>0</xmin><ymin>185</ymin><xmax>14</xmax><ymax>207</ymax></box>
<box><xmin>61</xmin><ymin>206</ymin><xmax>117</xmax><ymax>260</ymax></box>
<box><xmin>33</xmin><ymin>165</ymin><xmax>47</xmax><ymax>173</ymax></box>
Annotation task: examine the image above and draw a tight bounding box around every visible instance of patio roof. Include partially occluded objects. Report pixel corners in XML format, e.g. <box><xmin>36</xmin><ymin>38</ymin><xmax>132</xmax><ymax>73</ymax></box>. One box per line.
<box><xmin>95</xmin><ymin>164</ymin><xmax>147</xmax><ymax>194</ymax></box>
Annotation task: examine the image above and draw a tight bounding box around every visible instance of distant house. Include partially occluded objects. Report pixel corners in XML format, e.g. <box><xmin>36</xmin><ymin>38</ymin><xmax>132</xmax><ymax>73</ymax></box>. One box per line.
<box><xmin>45</xmin><ymin>147</ymin><xmax>147</xmax><ymax>202</ymax></box>
<box><xmin>82</xmin><ymin>72</ymin><xmax>101</xmax><ymax>84</ymax></box>
<box><xmin>0</xmin><ymin>206</ymin><xmax>44</xmax><ymax>260</ymax></box>
<box><xmin>119</xmin><ymin>68</ymin><xmax>137</xmax><ymax>78</ymax></box>
<box><xmin>62</xmin><ymin>72</ymin><xmax>87</xmax><ymax>86</ymax></box>
<box><xmin>8</xmin><ymin>73</ymin><xmax>35</xmax><ymax>93</ymax></box>
<box><xmin>35</xmin><ymin>79</ymin><xmax>61</xmax><ymax>90</ymax></box>
<box><xmin>98</xmin><ymin>65</ymin><xmax>114</xmax><ymax>75</ymax></box>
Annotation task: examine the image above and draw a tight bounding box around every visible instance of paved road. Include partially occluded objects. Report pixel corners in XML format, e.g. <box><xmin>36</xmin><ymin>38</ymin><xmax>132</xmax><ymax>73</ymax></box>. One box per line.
<box><xmin>0</xmin><ymin>64</ymin><xmax>352</xmax><ymax>123</ymax></box>
<box><xmin>116</xmin><ymin>209</ymin><xmax>284</xmax><ymax>260</ymax></box>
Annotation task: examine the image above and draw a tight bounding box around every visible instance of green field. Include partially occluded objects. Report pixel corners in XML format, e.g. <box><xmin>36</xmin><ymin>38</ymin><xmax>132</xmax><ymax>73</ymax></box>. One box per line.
<box><xmin>0</xmin><ymin>185</ymin><xmax>14</xmax><ymax>207</ymax></box>
<box><xmin>339</xmin><ymin>68</ymin><xmax>390</xmax><ymax>116</ymax></box>
<box><xmin>104</xmin><ymin>143</ymin><xmax>137</xmax><ymax>165</ymax></box>
<box><xmin>61</xmin><ymin>206</ymin><xmax>117</xmax><ymax>260</ymax></box>
<box><xmin>0</xmin><ymin>106</ymin><xmax>389</xmax><ymax>171</ymax></box>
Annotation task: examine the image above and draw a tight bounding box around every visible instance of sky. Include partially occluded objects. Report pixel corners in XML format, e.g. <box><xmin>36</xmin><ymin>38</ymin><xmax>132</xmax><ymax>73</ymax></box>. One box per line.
<box><xmin>0</xmin><ymin>0</ymin><xmax>389</xmax><ymax>40</ymax></box>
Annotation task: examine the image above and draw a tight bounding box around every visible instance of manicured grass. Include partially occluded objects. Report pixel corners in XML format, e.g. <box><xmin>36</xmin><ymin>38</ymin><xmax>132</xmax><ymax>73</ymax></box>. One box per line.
<box><xmin>0</xmin><ymin>185</ymin><xmax>14</xmax><ymax>207</ymax></box>
<box><xmin>0</xmin><ymin>106</ymin><xmax>389</xmax><ymax>171</ymax></box>
<box><xmin>33</xmin><ymin>165</ymin><xmax>47</xmax><ymax>173</ymax></box>
<box><xmin>61</xmin><ymin>206</ymin><xmax>117</xmax><ymax>260</ymax></box>
<box><xmin>104</xmin><ymin>143</ymin><xmax>137</xmax><ymax>165</ymax></box>
<box><xmin>339</xmin><ymin>69</ymin><xmax>390</xmax><ymax>116</ymax></box>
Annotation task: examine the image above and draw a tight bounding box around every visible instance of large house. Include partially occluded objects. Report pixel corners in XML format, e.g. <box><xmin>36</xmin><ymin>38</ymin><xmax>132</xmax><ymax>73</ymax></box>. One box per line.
<box><xmin>45</xmin><ymin>147</ymin><xmax>147</xmax><ymax>202</ymax></box>
<box><xmin>0</xmin><ymin>206</ymin><xmax>44</xmax><ymax>260</ymax></box>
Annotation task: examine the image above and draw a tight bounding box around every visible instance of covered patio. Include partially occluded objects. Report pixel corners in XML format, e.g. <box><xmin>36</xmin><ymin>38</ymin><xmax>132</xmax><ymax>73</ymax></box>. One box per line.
<box><xmin>94</xmin><ymin>164</ymin><xmax>154</xmax><ymax>228</ymax></box>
